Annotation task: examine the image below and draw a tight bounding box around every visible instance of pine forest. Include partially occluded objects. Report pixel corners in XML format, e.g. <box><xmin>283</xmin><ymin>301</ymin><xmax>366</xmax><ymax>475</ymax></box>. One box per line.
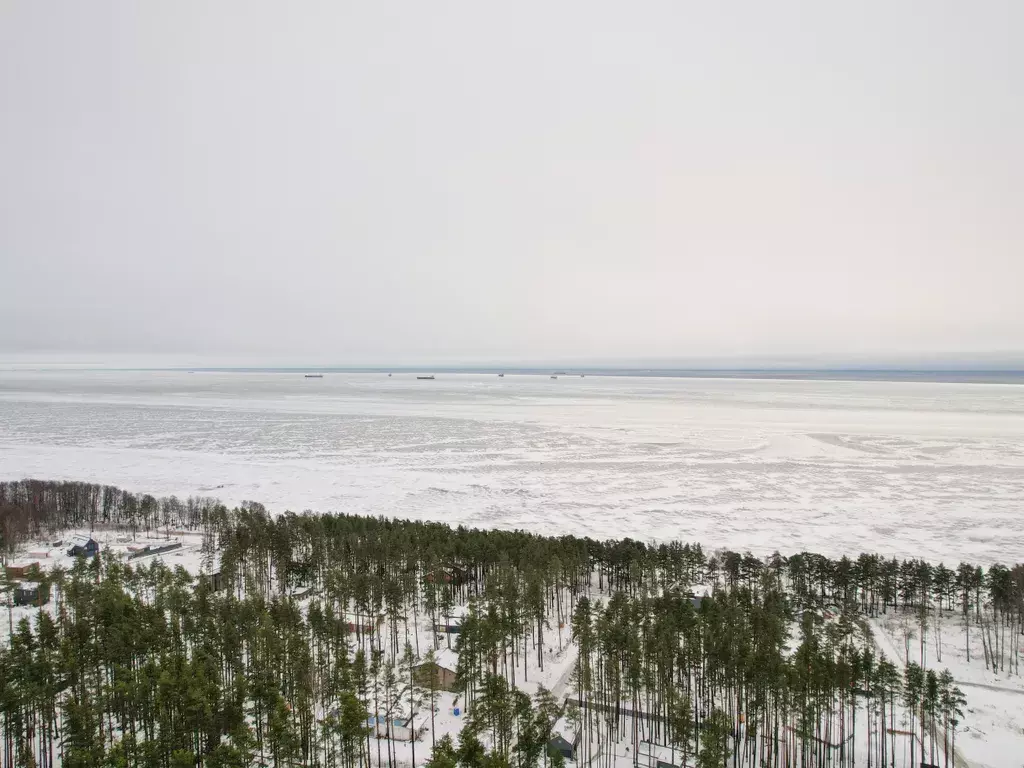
<box><xmin>2</xmin><ymin>480</ymin><xmax>1022</xmax><ymax>768</ymax></box>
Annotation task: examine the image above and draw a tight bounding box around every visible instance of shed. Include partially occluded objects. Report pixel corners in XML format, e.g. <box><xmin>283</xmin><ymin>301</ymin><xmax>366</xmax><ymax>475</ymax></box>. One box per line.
<box><xmin>413</xmin><ymin>649</ymin><xmax>459</xmax><ymax>691</ymax></box>
<box><xmin>14</xmin><ymin>581</ymin><xmax>50</xmax><ymax>607</ymax></box>
<box><xmin>67</xmin><ymin>535</ymin><xmax>99</xmax><ymax>558</ymax></box>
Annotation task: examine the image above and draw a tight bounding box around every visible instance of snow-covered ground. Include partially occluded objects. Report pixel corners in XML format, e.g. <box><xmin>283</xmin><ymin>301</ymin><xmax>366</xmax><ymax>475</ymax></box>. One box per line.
<box><xmin>1</xmin><ymin>528</ymin><xmax>215</xmax><ymax>645</ymax></box>
<box><xmin>2</xmin><ymin>370</ymin><xmax>1022</xmax><ymax>565</ymax></box>
<box><xmin>2</xmin><ymin>528</ymin><xmax>579</xmax><ymax>768</ymax></box>
<box><xmin>870</xmin><ymin>611</ymin><xmax>1024</xmax><ymax>768</ymax></box>
<box><xmin>7</xmin><ymin>529</ymin><xmax>1016</xmax><ymax>768</ymax></box>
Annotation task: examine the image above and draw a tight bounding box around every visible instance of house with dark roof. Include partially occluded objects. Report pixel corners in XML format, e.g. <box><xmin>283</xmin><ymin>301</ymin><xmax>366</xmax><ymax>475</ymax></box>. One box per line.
<box><xmin>14</xmin><ymin>581</ymin><xmax>50</xmax><ymax>607</ymax></box>
<box><xmin>67</xmin><ymin>535</ymin><xmax>99</xmax><ymax>558</ymax></box>
<box><xmin>548</xmin><ymin>717</ymin><xmax>581</xmax><ymax>761</ymax></box>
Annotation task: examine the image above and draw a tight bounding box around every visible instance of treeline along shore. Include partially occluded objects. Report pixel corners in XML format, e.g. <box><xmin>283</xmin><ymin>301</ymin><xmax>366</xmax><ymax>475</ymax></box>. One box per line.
<box><xmin>0</xmin><ymin>479</ymin><xmax>1022</xmax><ymax>768</ymax></box>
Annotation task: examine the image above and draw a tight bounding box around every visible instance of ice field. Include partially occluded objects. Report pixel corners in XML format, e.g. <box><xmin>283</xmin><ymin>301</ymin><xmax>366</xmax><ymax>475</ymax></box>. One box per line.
<box><xmin>1</xmin><ymin>369</ymin><xmax>1022</xmax><ymax>565</ymax></box>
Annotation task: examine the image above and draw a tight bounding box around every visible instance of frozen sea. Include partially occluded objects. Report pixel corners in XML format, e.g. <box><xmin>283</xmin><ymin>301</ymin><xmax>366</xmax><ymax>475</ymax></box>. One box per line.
<box><xmin>1</xmin><ymin>369</ymin><xmax>1022</xmax><ymax>565</ymax></box>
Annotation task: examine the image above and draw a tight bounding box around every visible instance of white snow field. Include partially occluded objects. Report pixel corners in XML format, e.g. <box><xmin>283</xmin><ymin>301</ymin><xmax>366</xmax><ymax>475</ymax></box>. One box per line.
<box><xmin>1</xmin><ymin>369</ymin><xmax>1023</xmax><ymax>565</ymax></box>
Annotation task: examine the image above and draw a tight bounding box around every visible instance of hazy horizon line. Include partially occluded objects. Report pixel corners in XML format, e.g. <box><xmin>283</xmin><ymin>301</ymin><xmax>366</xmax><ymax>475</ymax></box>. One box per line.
<box><xmin>2</xmin><ymin>350</ymin><xmax>1024</xmax><ymax>368</ymax></box>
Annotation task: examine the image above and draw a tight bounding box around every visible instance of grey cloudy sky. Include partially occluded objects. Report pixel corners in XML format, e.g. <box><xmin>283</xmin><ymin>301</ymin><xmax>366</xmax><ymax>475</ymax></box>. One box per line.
<box><xmin>1</xmin><ymin>1</ymin><xmax>1021</xmax><ymax>365</ymax></box>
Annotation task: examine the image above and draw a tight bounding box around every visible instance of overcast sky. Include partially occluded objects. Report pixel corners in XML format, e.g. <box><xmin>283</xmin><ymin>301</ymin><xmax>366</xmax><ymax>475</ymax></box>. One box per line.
<box><xmin>1</xmin><ymin>2</ymin><xmax>1021</xmax><ymax>365</ymax></box>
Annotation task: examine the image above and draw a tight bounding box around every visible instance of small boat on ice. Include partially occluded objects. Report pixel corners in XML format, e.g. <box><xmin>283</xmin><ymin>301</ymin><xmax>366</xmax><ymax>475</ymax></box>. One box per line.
<box><xmin>417</xmin><ymin>375</ymin><xmax>435</xmax><ymax>380</ymax></box>
<box><xmin>498</xmin><ymin>373</ymin><xmax>505</xmax><ymax>377</ymax></box>
<box><xmin>304</xmin><ymin>373</ymin><xmax>323</xmax><ymax>379</ymax></box>
<box><xmin>550</xmin><ymin>375</ymin><xmax>558</xmax><ymax>379</ymax></box>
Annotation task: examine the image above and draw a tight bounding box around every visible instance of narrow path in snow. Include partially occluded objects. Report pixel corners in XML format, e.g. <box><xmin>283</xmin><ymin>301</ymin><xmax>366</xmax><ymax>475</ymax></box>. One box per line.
<box><xmin>951</xmin><ymin>679</ymin><xmax>1024</xmax><ymax>696</ymax></box>
<box><xmin>865</xmin><ymin>617</ymin><xmax>972</xmax><ymax>768</ymax></box>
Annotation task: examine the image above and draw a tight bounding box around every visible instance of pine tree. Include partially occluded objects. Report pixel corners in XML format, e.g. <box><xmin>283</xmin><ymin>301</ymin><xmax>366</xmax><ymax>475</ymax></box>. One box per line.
<box><xmin>695</xmin><ymin>708</ymin><xmax>729</xmax><ymax>768</ymax></box>
<box><xmin>427</xmin><ymin>734</ymin><xmax>459</xmax><ymax>768</ymax></box>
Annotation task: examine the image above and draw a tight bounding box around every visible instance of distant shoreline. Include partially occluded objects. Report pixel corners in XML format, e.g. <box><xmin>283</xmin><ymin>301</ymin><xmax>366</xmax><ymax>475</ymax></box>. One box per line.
<box><xmin>8</xmin><ymin>366</ymin><xmax>1023</xmax><ymax>385</ymax></box>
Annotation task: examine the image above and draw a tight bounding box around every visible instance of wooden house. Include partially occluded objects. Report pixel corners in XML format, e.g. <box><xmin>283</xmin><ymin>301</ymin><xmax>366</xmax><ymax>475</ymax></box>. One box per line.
<box><xmin>413</xmin><ymin>649</ymin><xmax>459</xmax><ymax>691</ymax></box>
<box><xmin>5</xmin><ymin>561</ymin><xmax>41</xmax><ymax>580</ymax></box>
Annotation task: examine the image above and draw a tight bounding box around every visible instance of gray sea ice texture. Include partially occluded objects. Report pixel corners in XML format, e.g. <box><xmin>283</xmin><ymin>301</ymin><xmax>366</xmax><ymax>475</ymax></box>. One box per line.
<box><xmin>1</xmin><ymin>370</ymin><xmax>1022</xmax><ymax>565</ymax></box>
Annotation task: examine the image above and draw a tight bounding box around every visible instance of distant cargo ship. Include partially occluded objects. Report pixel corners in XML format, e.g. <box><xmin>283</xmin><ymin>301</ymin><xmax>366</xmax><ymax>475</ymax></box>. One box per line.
<box><xmin>304</xmin><ymin>374</ymin><xmax>323</xmax><ymax>378</ymax></box>
<box><xmin>417</xmin><ymin>375</ymin><xmax>435</xmax><ymax>380</ymax></box>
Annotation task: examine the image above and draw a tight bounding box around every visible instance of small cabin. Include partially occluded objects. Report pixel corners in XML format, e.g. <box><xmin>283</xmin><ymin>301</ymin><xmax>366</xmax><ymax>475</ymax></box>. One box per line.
<box><xmin>548</xmin><ymin>731</ymin><xmax>581</xmax><ymax>762</ymax></box>
<box><xmin>14</xmin><ymin>582</ymin><xmax>50</xmax><ymax>607</ymax></box>
<box><xmin>67</xmin><ymin>536</ymin><xmax>99</xmax><ymax>558</ymax></box>
<box><xmin>548</xmin><ymin>717</ymin><xmax>581</xmax><ymax>761</ymax></box>
<box><xmin>413</xmin><ymin>650</ymin><xmax>459</xmax><ymax>691</ymax></box>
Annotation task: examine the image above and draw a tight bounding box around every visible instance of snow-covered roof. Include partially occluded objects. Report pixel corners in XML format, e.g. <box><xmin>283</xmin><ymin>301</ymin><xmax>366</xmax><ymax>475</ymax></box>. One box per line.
<box><xmin>417</xmin><ymin>648</ymin><xmax>459</xmax><ymax>672</ymax></box>
<box><xmin>550</xmin><ymin>716</ymin><xmax>581</xmax><ymax>747</ymax></box>
<box><xmin>552</xmin><ymin>716</ymin><xmax>578</xmax><ymax>739</ymax></box>
<box><xmin>434</xmin><ymin>648</ymin><xmax>458</xmax><ymax>672</ymax></box>
<box><xmin>68</xmin><ymin>534</ymin><xmax>95</xmax><ymax>546</ymax></box>
<box><xmin>445</xmin><ymin>603</ymin><xmax>471</xmax><ymax>619</ymax></box>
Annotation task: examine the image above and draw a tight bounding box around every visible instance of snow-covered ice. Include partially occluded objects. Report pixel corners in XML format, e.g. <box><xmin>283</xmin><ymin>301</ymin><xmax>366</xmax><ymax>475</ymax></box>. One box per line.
<box><xmin>1</xmin><ymin>370</ymin><xmax>1022</xmax><ymax>565</ymax></box>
